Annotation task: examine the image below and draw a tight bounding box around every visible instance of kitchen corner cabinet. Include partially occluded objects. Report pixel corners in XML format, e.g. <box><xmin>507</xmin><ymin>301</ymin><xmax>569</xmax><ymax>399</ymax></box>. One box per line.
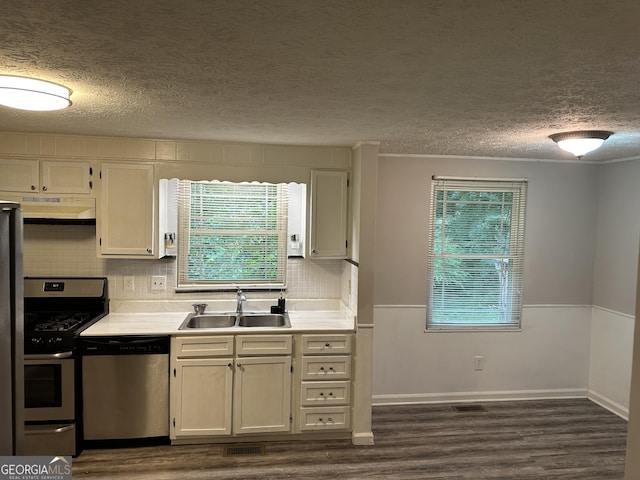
<box><xmin>98</xmin><ymin>162</ymin><xmax>155</xmax><ymax>257</ymax></box>
<box><xmin>308</xmin><ymin>170</ymin><xmax>348</xmax><ymax>259</ymax></box>
<box><xmin>0</xmin><ymin>158</ymin><xmax>92</xmax><ymax>194</ymax></box>
<box><xmin>170</xmin><ymin>335</ymin><xmax>292</xmax><ymax>441</ymax></box>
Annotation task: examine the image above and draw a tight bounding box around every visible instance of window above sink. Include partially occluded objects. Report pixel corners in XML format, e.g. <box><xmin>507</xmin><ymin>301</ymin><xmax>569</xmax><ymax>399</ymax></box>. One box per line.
<box><xmin>163</xmin><ymin>179</ymin><xmax>307</xmax><ymax>292</ymax></box>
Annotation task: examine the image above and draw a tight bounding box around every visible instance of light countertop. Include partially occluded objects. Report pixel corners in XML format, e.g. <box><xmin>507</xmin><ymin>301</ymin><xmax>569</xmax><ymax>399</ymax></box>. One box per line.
<box><xmin>81</xmin><ymin>310</ymin><xmax>354</xmax><ymax>336</ymax></box>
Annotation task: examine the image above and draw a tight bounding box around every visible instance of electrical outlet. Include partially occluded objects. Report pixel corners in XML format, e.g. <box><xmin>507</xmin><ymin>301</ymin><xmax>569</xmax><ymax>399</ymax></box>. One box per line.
<box><xmin>124</xmin><ymin>276</ymin><xmax>135</xmax><ymax>291</ymax></box>
<box><xmin>151</xmin><ymin>275</ymin><xmax>166</xmax><ymax>291</ymax></box>
<box><xmin>474</xmin><ymin>356</ymin><xmax>485</xmax><ymax>371</ymax></box>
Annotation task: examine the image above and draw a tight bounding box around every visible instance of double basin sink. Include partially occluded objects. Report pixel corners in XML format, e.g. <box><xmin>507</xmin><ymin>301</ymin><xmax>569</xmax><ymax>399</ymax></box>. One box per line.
<box><xmin>179</xmin><ymin>312</ymin><xmax>291</xmax><ymax>330</ymax></box>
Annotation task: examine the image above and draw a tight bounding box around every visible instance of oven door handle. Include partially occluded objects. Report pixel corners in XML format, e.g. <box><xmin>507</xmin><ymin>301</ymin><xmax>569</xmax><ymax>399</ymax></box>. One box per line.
<box><xmin>24</xmin><ymin>424</ymin><xmax>75</xmax><ymax>435</ymax></box>
<box><xmin>25</xmin><ymin>351</ymin><xmax>74</xmax><ymax>360</ymax></box>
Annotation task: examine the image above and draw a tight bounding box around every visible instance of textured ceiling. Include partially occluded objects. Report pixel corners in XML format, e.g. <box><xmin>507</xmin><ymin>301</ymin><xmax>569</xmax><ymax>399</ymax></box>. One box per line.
<box><xmin>1</xmin><ymin>0</ymin><xmax>639</xmax><ymax>161</ymax></box>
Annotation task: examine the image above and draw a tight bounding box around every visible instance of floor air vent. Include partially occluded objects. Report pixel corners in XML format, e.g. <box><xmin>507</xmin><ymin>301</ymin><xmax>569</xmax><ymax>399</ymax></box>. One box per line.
<box><xmin>223</xmin><ymin>445</ymin><xmax>266</xmax><ymax>456</ymax></box>
<box><xmin>452</xmin><ymin>404</ymin><xmax>487</xmax><ymax>412</ymax></box>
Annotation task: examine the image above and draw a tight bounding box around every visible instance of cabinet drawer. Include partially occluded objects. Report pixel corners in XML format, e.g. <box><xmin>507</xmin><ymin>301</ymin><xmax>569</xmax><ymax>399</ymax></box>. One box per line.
<box><xmin>173</xmin><ymin>336</ymin><xmax>234</xmax><ymax>357</ymax></box>
<box><xmin>300</xmin><ymin>381</ymin><xmax>350</xmax><ymax>407</ymax></box>
<box><xmin>236</xmin><ymin>335</ymin><xmax>292</xmax><ymax>356</ymax></box>
<box><xmin>301</xmin><ymin>334</ymin><xmax>352</xmax><ymax>355</ymax></box>
<box><xmin>301</xmin><ymin>356</ymin><xmax>351</xmax><ymax>380</ymax></box>
<box><xmin>299</xmin><ymin>406</ymin><xmax>350</xmax><ymax>431</ymax></box>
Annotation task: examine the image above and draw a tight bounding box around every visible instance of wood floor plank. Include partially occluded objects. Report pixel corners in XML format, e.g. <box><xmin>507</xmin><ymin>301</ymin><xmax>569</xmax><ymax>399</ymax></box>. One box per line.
<box><xmin>72</xmin><ymin>398</ymin><xmax>627</xmax><ymax>479</ymax></box>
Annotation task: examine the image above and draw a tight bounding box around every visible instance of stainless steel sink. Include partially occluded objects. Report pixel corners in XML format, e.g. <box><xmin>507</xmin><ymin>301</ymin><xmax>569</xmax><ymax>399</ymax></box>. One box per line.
<box><xmin>179</xmin><ymin>313</ymin><xmax>237</xmax><ymax>329</ymax></box>
<box><xmin>178</xmin><ymin>312</ymin><xmax>290</xmax><ymax>329</ymax></box>
<box><xmin>237</xmin><ymin>313</ymin><xmax>290</xmax><ymax>328</ymax></box>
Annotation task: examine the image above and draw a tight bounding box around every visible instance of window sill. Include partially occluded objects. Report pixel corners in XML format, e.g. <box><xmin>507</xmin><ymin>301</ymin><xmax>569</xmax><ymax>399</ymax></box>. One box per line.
<box><xmin>424</xmin><ymin>326</ymin><xmax>522</xmax><ymax>333</ymax></box>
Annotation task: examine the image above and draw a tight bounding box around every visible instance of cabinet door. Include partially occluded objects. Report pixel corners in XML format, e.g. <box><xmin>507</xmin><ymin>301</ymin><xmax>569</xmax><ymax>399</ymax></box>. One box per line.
<box><xmin>41</xmin><ymin>161</ymin><xmax>92</xmax><ymax>194</ymax></box>
<box><xmin>172</xmin><ymin>357</ymin><xmax>233</xmax><ymax>438</ymax></box>
<box><xmin>233</xmin><ymin>356</ymin><xmax>292</xmax><ymax>435</ymax></box>
<box><xmin>0</xmin><ymin>159</ymin><xmax>39</xmax><ymax>192</ymax></box>
<box><xmin>308</xmin><ymin>170</ymin><xmax>348</xmax><ymax>258</ymax></box>
<box><xmin>99</xmin><ymin>162</ymin><xmax>155</xmax><ymax>256</ymax></box>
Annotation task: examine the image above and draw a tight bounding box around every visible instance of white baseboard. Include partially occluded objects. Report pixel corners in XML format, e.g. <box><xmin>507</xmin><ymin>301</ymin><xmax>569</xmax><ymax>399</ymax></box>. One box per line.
<box><xmin>372</xmin><ymin>388</ymin><xmax>588</xmax><ymax>406</ymax></box>
<box><xmin>588</xmin><ymin>390</ymin><xmax>629</xmax><ymax>420</ymax></box>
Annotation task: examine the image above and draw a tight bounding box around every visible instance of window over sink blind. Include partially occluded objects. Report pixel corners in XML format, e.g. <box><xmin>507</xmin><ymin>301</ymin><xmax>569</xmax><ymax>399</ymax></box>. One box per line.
<box><xmin>426</xmin><ymin>176</ymin><xmax>528</xmax><ymax>330</ymax></box>
<box><xmin>177</xmin><ymin>180</ymin><xmax>288</xmax><ymax>290</ymax></box>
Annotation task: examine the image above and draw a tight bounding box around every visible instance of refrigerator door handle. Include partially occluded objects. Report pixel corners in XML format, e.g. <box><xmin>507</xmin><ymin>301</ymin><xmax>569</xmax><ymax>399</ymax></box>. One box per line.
<box><xmin>24</xmin><ymin>351</ymin><xmax>73</xmax><ymax>360</ymax></box>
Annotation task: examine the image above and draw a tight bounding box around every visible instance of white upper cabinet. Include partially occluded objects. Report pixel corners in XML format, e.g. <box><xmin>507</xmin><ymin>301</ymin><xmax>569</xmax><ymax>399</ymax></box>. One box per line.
<box><xmin>41</xmin><ymin>160</ymin><xmax>92</xmax><ymax>194</ymax></box>
<box><xmin>308</xmin><ymin>170</ymin><xmax>349</xmax><ymax>259</ymax></box>
<box><xmin>0</xmin><ymin>159</ymin><xmax>39</xmax><ymax>192</ymax></box>
<box><xmin>0</xmin><ymin>159</ymin><xmax>92</xmax><ymax>194</ymax></box>
<box><xmin>98</xmin><ymin>162</ymin><xmax>155</xmax><ymax>257</ymax></box>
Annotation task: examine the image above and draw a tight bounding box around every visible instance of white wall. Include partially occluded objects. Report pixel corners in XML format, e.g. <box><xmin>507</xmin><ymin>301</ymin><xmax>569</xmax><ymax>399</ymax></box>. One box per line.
<box><xmin>374</xmin><ymin>306</ymin><xmax>591</xmax><ymax>404</ymax></box>
<box><xmin>589</xmin><ymin>307</ymin><xmax>635</xmax><ymax>417</ymax></box>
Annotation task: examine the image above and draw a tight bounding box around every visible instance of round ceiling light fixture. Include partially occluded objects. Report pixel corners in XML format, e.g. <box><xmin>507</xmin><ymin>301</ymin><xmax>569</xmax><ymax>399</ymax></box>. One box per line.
<box><xmin>549</xmin><ymin>130</ymin><xmax>613</xmax><ymax>159</ymax></box>
<box><xmin>0</xmin><ymin>75</ymin><xmax>72</xmax><ymax>111</ymax></box>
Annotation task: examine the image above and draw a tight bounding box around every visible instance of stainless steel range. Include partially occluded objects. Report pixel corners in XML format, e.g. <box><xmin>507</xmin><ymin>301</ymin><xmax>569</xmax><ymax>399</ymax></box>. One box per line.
<box><xmin>23</xmin><ymin>277</ymin><xmax>108</xmax><ymax>456</ymax></box>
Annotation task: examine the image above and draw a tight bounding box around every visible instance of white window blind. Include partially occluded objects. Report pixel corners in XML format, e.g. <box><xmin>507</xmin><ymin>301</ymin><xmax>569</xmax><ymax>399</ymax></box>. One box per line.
<box><xmin>426</xmin><ymin>177</ymin><xmax>527</xmax><ymax>330</ymax></box>
<box><xmin>177</xmin><ymin>180</ymin><xmax>288</xmax><ymax>290</ymax></box>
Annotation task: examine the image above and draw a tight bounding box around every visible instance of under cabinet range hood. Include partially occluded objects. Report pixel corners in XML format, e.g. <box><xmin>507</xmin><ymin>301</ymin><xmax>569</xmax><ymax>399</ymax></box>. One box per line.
<box><xmin>1</xmin><ymin>195</ymin><xmax>96</xmax><ymax>224</ymax></box>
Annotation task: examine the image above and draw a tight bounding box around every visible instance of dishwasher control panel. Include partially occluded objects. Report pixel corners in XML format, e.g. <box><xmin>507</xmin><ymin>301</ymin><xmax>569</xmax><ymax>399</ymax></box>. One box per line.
<box><xmin>81</xmin><ymin>336</ymin><xmax>169</xmax><ymax>355</ymax></box>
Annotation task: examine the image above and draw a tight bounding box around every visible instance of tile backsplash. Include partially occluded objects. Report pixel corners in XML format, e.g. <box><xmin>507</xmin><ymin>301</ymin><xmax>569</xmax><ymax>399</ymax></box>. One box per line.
<box><xmin>23</xmin><ymin>224</ymin><xmax>344</xmax><ymax>302</ymax></box>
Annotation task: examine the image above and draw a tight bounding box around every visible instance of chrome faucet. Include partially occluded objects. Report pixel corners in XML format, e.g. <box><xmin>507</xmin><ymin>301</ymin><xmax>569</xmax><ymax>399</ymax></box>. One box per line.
<box><xmin>236</xmin><ymin>289</ymin><xmax>247</xmax><ymax>315</ymax></box>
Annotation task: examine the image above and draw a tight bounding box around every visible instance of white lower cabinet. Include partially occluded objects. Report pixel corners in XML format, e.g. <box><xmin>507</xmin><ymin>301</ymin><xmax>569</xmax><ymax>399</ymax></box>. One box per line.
<box><xmin>172</xmin><ymin>357</ymin><xmax>234</xmax><ymax>437</ymax></box>
<box><xmin>296</xmin><ymin>334</ymin><xmax>353</xmax><ymax>433</ymax></box>
<box><xmin>233</xmin><ymin>356</ymin><xmax>291</xmax><ymax>434</ymax></box>
<box><xmin>170</xmin><ymin>335</ymin><xmax>292</xmax><ymax>440</ymax></box>
<box><xmin>170</xmin><ymin>332</ymin><xmax>353</xmax><ymax>443</ymax></box>
<box><xmin>299</xmin><ymin>406</ymin><xmax>350</xmax><ymax>431</ymax></box>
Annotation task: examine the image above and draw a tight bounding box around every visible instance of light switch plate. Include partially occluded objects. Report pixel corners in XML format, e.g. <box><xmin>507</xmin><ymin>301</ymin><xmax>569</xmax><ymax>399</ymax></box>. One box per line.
<box><xmin>123</xmin><ymin>276</ymin><xmax>135</xmax><ymax>291</ymax></box>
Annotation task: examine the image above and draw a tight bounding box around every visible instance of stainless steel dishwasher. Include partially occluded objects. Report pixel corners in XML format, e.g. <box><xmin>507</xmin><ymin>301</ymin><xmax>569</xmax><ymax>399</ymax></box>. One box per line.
<box><xmin>81</xmin><ymin>336</ymin><xmax>169</xmax><ymax>441</ymax></box>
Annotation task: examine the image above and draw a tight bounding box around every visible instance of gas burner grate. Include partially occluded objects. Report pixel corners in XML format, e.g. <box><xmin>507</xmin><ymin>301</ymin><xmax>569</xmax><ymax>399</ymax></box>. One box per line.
<box><xmin>32</xmin><ymin>312</ymin><xmax>93</xmax><ymax>332</ymax></box>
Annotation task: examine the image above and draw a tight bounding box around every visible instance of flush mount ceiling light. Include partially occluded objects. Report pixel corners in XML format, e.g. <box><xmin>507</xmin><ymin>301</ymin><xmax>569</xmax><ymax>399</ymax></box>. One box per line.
<box><xmin>549</xmin><ymin>130</ymin><xmax>613</xmax><ymax>159</ymax></box>
<box><xmin>0</xmin><ymin>75</ymin><xmax>72</xmax><ymax>111</ymax></box>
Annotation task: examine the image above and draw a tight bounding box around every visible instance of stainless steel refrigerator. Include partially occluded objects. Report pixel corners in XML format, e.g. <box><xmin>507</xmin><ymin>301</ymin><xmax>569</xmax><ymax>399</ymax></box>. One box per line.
<box><xmin>0</xmin><ymin>201</ymin><xmax>24</xmax><ymax>455</ymax></box>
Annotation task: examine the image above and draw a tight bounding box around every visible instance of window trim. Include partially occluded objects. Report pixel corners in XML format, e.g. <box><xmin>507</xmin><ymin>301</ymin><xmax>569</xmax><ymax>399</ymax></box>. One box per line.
<box><xmin>426</xmin><ymin>176</ymin><xmax>527</xmax><ymax>331</ymax></box>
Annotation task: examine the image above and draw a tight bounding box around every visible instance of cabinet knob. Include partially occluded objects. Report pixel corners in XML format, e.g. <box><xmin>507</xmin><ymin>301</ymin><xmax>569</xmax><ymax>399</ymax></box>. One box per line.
<box><xmin>146</xmin><ymin>248</ymin><xmax>152</xmax><ymax>254</ymax></box>
<box><xmin>329</xmin><ymin>392</ymin><xmax>333</xmax><ymax>396</ymax></box>
<box><xmin>30</xmin><ymin>185</ymin><xmax>36</xmax><ymax>190</ymax></box>
<box><xmin>227</xmin><ymin>363</ymin><xmax>233</xmax><ymax>368</ymax></box>
<box><xmin>237</xmin><ymin>362</ymin><xmax>242</xmax><ymax>368</ymax></box>
<box><xmin>42</xmin><ymin>185</ymin><xmax>48</xmax><ymax>191</ymax></box>
<box><xmin>328</xmin><ymin>417</ymin><xmax>333</xmax><ymax>422</ymax></box>
<box><xmin>325</xmin><ymin>343</ymin><xmax>331</xmax><ymax>347</ymax></box>
<box><xmin>320</xmin><ymin>366</ymin><xmax>325</xmax><ymax>371</ymax></box>
<box><xmin>319</xmin><ymin>392</ymin><xmax>324</xmax><ymax>396</ymax></box>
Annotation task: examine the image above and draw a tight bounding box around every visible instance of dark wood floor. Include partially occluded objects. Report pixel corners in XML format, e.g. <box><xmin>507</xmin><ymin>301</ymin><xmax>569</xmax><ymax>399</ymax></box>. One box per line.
<box><xmin>72</xmin><ymin>398</ymin><xmax>628</xmax><ymax>479</ymax></box>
